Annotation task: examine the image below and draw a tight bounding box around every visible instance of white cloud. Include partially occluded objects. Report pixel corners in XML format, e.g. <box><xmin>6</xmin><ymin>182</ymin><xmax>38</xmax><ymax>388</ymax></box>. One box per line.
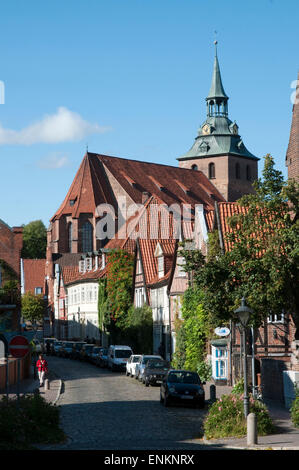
<box><xmin>0</xmin><ymin>107</ymin><xmax>111</xmax><ymax>145</ymax></box>
<box><xmin>37</xmin><ymin>152</ymin><xmax>71</xmax><ymax>170</ymax></box>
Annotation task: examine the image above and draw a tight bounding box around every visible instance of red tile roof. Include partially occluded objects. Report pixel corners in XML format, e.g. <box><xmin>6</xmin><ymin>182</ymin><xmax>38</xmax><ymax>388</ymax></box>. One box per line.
<box><xmin>51</xmin><ymin>152</ymin><xmax>225</xmax><ymax>221</ymax></box>
<box><xmin>23</xmin><ymin>259</ymin><xmax>46</xmax><ymax>293</ymax></box>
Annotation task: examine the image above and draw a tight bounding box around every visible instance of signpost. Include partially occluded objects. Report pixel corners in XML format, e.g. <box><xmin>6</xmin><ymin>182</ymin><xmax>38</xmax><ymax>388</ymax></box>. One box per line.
<box><xmin>8</xmin><ymin>335</ymin><xmax>30</xmax><ymax>403</ymax></box>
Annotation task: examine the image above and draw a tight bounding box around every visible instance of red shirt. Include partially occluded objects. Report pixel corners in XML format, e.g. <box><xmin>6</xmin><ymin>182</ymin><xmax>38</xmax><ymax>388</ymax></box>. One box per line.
<box><xmin>36</xmin><ymin>359</ymin><xmax>48</xmax><ymax>372</ymax></box>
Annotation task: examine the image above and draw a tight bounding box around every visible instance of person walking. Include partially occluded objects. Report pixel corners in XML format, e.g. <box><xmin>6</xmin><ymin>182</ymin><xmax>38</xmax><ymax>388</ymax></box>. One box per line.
<box><xmin>36</xmin><ymin>354</ymin><xmax>48</xmax><ymax>387</ymax></box>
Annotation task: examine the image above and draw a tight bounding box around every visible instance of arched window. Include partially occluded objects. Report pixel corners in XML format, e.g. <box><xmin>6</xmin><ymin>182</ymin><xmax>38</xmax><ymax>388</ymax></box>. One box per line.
<box><xmin>208</xmin><ymin>162</ymin><xmax>215</xmax><ymax>179</ymax></box>
<box><xmin>246</xmin><ymin>165</ymin><xmax>251</xmax><ymax>181</ymax></box>
<box><xmin>235</xmin><ymin>163</ymin><xmax>240</xmax><ymax>179</ymax></box>
<box><xmin>68</xmin><ymin>222</ymin><xmax>73</xmax><ymax>253</ymax></box>
<box><xmin>191</xmin><ymin>164</ymin><xmax>198</xmax><ymax>171</ymax></box>
<box><xmin>81</xmin><ymin>221</ymin><xmax>93</xmax><ymax>253</ymax></box>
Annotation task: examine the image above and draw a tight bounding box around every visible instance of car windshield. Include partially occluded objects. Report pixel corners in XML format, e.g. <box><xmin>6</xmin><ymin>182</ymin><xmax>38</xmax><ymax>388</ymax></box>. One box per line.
<box><xmin>93</xmin><ymin>348</ymin><xmax>101</xmax><ymax>353</ymax></box>
<box><xmin>168</xmin><ymin>372</ymin><xmax>201</xmax><ymax>384</ymax></box>
<box><xmin>132</xmin><ymin>356</ymin><xmax>141</xmax><ymax>362</ymax></box>
<box><xmin>115</xmin><ymin>350</ymin><xmax>132</xmax><ymax>358</ymax></box>
<box><xmin>85</xmin><ymin>346</ymin><xmax>94</xmax><ymax>351</ymax></box>
<box><xmin>146</xmin><ymin>361</ymin><xmax>169</xmax><ymax>370</ymax></box>
<box><xmin>143</xmin><ymin>356</ymin><xmax>160</xmax><ymax>364</ymax></box>
<box><xmin>100</xmin><ymin>349</ymin><xmax>108</xmax><ymax>355</ymax></box>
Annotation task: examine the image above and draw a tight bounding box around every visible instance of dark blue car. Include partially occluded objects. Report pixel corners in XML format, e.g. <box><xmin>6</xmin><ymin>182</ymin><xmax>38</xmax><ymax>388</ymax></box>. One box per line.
<box><xmin>160</xmin><ymin>370</ymin><xmax>205</xmax><ymax>408</ymax></box>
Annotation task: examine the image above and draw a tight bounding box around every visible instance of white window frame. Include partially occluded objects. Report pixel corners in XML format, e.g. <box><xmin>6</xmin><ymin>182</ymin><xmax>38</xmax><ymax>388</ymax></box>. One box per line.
<box><xmin>267</xmin><ymin>312</ymin><xmax>285</xmax><ymax>324</ymax></box>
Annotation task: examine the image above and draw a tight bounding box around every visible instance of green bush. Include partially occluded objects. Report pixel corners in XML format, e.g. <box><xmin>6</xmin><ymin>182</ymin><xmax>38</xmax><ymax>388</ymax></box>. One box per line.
<box><xmin>0</xmin><ymin>394</ymin><xmax>65</xmax><ymax>450</ymax></box>
<box><xmin>197</xmin><ymin>360</ymin><xmax>212</xmax><ymax>382</ymax></box>
<box><xmin>203</xmin><ymin>394</ymin><xmax>274</xmax><ymax>440</ymax></box>
<box><xmin>290</xmin><ymin>385</ymin><xmax>299</xmax><ymax>428</ymax></box>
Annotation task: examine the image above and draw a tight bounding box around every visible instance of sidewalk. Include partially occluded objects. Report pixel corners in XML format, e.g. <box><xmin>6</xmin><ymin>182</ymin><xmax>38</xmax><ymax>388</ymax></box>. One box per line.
<box><xmin>0</xmin><ymin>369</ymin><xmax>62</xmax><ymax>405</ymax></box>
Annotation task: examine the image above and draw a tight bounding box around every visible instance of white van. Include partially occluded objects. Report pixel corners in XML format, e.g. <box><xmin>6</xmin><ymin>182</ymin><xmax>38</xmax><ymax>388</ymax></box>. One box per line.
<box><xmin>107</xmin><ymin>345</ymin><xmax>133</xmax><ymax>371</ymax></box>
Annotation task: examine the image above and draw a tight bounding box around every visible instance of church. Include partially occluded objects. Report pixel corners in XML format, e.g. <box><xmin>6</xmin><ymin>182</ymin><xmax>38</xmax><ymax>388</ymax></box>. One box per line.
<box><xmin>45</xmin><ymin>45</ymin><xmax>260</xmax><ymax>350</ymax></box>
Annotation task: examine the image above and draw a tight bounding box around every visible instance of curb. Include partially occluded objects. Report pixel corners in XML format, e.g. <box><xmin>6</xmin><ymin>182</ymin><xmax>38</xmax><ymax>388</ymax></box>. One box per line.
<box><xmin>201</xmin><ymin>436</ymin><xmax>299</xmax><ymax>451</ymax></box>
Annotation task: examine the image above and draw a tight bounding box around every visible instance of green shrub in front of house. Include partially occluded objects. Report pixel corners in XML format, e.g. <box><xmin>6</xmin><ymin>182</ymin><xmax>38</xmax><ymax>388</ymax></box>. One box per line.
<box><xmin>290</xmin><ymin>385</ymin><xmax>299</xmax><ymax>428</ymax></box>
<box><xmin>0</xmin><ymin>394</ymin><xmax>66</xmax><ymax>450</ymax></box>
<box><xmin>203</xmin><ymin>394</ymin><xmax>274</xmax><ymax>440</ymax></box>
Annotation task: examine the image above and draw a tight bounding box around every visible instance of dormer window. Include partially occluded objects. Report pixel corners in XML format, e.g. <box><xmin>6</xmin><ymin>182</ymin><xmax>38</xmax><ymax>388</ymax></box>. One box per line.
<box><xmin>154</xmin><ymin>242</ymin><xmax>164</xmax><ymax>278</ymax></box>
<box><xmin>157</xmin><ymin>256</ymin><xmax>164</xmax><ymax>278</ymax></box>
<box><xmin>69</xmin><ymin>197</ymin><xmax>77</xmax><ymax>206</ymax></box>
<box><xmin>85</xmin><ymin>257</ymin><xmax>92</xmax><ymax>271</ymax></box>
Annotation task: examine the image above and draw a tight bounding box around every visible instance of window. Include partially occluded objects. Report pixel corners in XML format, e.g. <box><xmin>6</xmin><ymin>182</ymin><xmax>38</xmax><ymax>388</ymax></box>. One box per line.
<box><xmin>235</xmin><ymin>163</ymin><xmax>241</xmax><ymax>179</ymax></box>
<box><xmin>177</xmin><ymin>256</ymin><xmax>186</xmax><ymax>277</ymax></box>
<box><xmin>268</xmin><ymin>312</ymin><xmax>285</xmax><ymax>323</ymax></box>
<box><xmin>68</xmin><ymin>223</ymin><xmax>73</xmax><ymax>253</ymax></box>
<box><xmin>158</xmin><ymin>256</ymin><xmax>164</xmax><ymax>278</ymax></box>
<box><xmin>85</xmin><ymin>258</ymin><xmax>92</xmax><ymax>271</ymax></box>
<box><xmin>208</xmin><ymin>162</ymin><xmax>215</xmax><ymax>179</ymax></box>
<box><xmin>35</xmin><ymin>287</ymin><xmax>42</xmax><ymax>295</ymax></box>
<box><xmin>191</xmin><ymin>164</ymin><xmax>198</xmax><ymax>171</ymax></box>
<box><xmin>82</xmin><ymin>221</ymin><xmax>93</xmax><ymax>253</ymax></box>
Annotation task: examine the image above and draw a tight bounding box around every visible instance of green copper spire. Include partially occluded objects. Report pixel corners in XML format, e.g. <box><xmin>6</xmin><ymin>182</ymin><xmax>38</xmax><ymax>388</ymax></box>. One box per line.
<box><xmin>206</xmin><ymin>41</ymin><xmax>228</xmax><ymax>100</ymax></box>
<box><xmin>206</xmin><ymin>41</ymin><xmax>229</xmax><ymax>117</ymax></box>
<box><xmin>177</xmin><ymin>41</ymin><xmax>259</xmax><ymax>163</ymax></box>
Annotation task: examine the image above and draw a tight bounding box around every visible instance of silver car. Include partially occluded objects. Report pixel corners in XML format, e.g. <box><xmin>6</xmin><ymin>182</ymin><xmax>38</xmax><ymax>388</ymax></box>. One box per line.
<box><xmin>136</xmin><ymin>355</ymin><xmax>163</xmax><ymax>382</ymax></box>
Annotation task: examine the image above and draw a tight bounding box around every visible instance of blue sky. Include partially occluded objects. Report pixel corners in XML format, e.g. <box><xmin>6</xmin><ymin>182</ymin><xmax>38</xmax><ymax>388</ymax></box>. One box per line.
<box><xmin>0</xmin><ymin>0</ymin><xmax>298</xmax><ymax>228</ymax></box>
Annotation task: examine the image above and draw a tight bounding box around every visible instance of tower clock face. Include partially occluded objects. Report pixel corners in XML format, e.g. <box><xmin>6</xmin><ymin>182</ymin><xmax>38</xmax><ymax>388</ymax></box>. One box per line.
<box><xmin>202</xmin><ymin>124</ymin><xmax>210</xmax><ymax>135</ymax></box>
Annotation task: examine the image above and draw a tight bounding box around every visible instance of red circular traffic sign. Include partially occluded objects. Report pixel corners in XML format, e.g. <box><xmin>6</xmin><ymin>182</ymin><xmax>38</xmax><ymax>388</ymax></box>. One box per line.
<box><xmin>9</xmin><ymin>335</ymin><xmax>29</xmax><ymax>358</ymax></box>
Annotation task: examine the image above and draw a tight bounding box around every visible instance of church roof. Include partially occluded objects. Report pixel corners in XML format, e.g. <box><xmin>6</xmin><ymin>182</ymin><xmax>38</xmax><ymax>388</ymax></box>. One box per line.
<box><xmin>51</xmin><ymin>152</ymin><xmax>225</xmax><ymax>222</ymax></box>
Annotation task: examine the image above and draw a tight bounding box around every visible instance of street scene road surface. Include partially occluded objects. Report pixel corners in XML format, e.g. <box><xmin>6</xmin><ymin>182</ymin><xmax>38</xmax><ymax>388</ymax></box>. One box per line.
<box><xmin>38</xmin><ymin>357</ymin><xmax>215</xmax><ymax>451</ymax></box>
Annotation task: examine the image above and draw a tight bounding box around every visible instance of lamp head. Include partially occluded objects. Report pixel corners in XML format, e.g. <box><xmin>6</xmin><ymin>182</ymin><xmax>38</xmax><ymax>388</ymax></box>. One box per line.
<box><xmin>234</xmin><ymin>297</ymin><xmax>252</xmax><ymax>328</ymax></box>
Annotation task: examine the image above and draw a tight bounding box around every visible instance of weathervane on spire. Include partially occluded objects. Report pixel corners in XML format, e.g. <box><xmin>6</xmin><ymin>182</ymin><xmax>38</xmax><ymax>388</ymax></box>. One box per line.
<box><xmin>214</xmin><ymin>30</ymin><xmax>218</xmax><ymax>57</ymax></box>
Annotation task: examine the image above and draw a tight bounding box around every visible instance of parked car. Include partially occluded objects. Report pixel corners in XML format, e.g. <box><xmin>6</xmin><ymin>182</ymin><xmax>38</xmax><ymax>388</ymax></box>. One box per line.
<box><xmin>96</xmin><ymin>348</ymin><xmax>108</xmax><ymax>368</ymax></box>
<box><xmin>31</xmin><ymin>338</ymin><xmax>42</xmax><ymax>353</ymax></box>
<box><xmin>59</xmin><ymin>341</ymin><xmax>76</xmax><ymax>358</ymax></box>
<box><xmin>42</xmin><ymin>338</ymin><xmax>57</xmax><ymax>355</ymax></box>
<box><xmin>160</xmin><ymin>370</ymin><xmax>205</xmax><ymax>408</ymax></box>
<box><xmin>80</xmin><ymin>344</ymin><xmax>96</xmax><ymax>362</ymax></box>
<box><xmin>90</xmin><ymin>346</ymin><xmax>102</xmax><ymax>364</ymax></box>
<box><xmin>53</xmin><ymin>341</ymin><xmax>64</xmax><ymax>356</ymax></box>
<box><xmin>135</xmin><ymin>355</ymin><xmax>163</xmax><ymax>382</ymax></box>
<box><xmin>70</xmin><ymin>342</ymin><xmax>86</xmax><ymax>360</ymax></box>
<box><xmin>126</xmin><ymin>354</ymin><xmax>142</xmax><ymax>377</ymax></box>
<box><xmin>107</xmin><ymin>345</ymin><xmax>133</xmax><ymax>371</ymax></box>
<box><xmin>143</xmin><ymin>359</ymin><xmax>171</xmax><ymax>386</ymax></box>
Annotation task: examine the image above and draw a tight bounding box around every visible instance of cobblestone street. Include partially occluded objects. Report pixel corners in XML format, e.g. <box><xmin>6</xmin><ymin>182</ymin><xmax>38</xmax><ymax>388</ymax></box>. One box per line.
<box><xmin>38</xmin><ymin>357</ymin><xmax>211</xmax><ymax>450</ymax></box>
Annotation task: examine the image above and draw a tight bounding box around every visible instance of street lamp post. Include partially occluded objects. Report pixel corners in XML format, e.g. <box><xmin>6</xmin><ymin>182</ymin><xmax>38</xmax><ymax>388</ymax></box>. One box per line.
<box><xmin>234</xmin><ymin>297</ymin><xmax>252</xmax><ymax>418</ymax></box>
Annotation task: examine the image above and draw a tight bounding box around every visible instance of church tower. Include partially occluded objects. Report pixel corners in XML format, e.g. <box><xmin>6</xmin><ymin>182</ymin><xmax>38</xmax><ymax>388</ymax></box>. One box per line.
<box><xmin>286</xmin><ymin>71</ymin><xmax>299</xmax><ymax>181</ymax></box>
<box><xmin>178</xmin><ymin>42</ymin><xmax>259</xmax><ymax>202</ymax></box>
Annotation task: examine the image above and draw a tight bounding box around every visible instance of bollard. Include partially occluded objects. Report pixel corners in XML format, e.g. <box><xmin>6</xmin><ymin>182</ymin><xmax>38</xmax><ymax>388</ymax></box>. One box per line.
<box><xmin>44</xmin><ymin>379</ymin><xmax>50</xmax><ymax>391</ymax></box>
<box><xmin>210</xmin><ymin>384</ymin><xmax>216</xmax><ymax>403</ymax></box>
<box><xmin>247</xmin><ymin>413</ymin><xmax>258</xmax><ymax>446</ymax></box>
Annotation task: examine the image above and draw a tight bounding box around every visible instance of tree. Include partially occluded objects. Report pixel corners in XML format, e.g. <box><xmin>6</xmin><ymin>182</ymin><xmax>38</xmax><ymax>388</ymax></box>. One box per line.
<box><xmin>21</xmin><ymin>220</ymin><xmax>47</xmax><ymax>259</ymax></box>
<box><xmin>21</xmin><ymin>292</ymin><xmax>44</xmax><ymax>323</ymax></box>
<box><xmin>181</xmin><ymin>154</ymin><xmax>299</xmax><ymax>338</ymax></box>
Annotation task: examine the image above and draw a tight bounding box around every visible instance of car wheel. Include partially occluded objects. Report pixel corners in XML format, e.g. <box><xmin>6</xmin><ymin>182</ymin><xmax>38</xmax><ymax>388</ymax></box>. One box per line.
<box><xmin>160</xmin><ymin>392</ymin><xmax>163</xmax><ymax>404</ymax></box>
<box><xmin>164</xmin><ymin>395</ymin><xmax>169</xmax><ymax>407</ymax></box>
<box><xmin>145</xmin><ymin>379</ymin><xmax>149</xmax><ymax>387</ymax></box>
